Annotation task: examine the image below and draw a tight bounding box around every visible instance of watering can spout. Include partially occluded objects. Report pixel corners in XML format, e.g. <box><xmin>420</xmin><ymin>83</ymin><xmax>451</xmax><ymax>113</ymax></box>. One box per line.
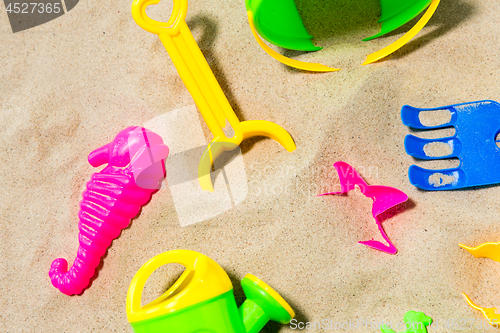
<box><xmin>239</xmin><ymin>274</ymin><xmax>295</xmax><ymax>333</ymax></box>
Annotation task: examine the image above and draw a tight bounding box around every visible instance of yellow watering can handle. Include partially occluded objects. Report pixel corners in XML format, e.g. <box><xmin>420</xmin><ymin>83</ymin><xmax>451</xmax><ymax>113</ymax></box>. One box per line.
<box><xmin>126</xmin><ymin>250</ymin><xmax>200</xmax><ymax>321</ymax></box>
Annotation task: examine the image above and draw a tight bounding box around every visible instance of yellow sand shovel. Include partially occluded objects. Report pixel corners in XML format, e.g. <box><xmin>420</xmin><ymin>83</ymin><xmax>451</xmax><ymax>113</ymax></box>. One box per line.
<box><xmin>132</xmin><ymin>0</ymin><xmax>296</xmax><ymax>192</ymax></box>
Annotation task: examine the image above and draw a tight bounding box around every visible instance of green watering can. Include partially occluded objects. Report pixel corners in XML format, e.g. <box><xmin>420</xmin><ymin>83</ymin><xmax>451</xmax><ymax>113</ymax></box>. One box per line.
<box><xmin>127</xmin><ymin>250</ymin><xmax>295</xmax><ymax>332</ymax></box>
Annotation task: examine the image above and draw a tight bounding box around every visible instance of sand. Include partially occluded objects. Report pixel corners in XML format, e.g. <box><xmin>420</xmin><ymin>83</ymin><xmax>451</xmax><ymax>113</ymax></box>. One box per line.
<box><xmin>1</xmin><ymin>0</ymin><xmax>500</xmax><ymax>332</ymax></box>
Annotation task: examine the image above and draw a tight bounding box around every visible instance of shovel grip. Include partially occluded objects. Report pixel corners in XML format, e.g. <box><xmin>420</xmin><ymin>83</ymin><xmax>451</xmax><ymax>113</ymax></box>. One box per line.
<box><xmin>131</xmin><ymin>0</ymin><xmax>187</xmax><ymax>35</ymax></box>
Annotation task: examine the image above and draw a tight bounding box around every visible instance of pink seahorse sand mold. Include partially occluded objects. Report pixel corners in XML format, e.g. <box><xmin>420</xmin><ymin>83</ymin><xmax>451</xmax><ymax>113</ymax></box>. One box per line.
<box><xmin>49</xmin><ymin>126</ymin><xmax>169</xmax><ymax>295</ymax></box>
<box><xmin>319</xmin><ymin>161</ymin><xmax>408</xmax><ymax>254</ymax></box>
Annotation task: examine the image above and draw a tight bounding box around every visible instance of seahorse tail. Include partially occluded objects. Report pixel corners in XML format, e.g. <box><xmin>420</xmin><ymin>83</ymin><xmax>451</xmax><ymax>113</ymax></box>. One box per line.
<box><xmin>49</xmin><ymin>227</ymin><xmax>111</xmax><ymax>295</ymax></box>
<box><xmin>49</xmin><ymin>191</ymin><xmax>151</xmax><ymax>295</ymax></box>
<box><xmin>49</xmin><ymin>208</ymin><xmax>122</xmax><ymax>295</ymax></box>
<box><xmin>49</xmin><ymin>258</ymin><xmax>71</xmax><ymax>294</ymax></box>
<box><xmin>49</xmin><ymin>245</ymin><xmax>103</xmax><ymax>295</ymax></box>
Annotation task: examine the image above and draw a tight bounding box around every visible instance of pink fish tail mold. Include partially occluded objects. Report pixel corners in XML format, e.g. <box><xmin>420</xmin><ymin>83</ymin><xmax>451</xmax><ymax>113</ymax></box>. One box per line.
<box><xmin>49</xmin><ymin>126</ymin><xmax>169</xmax><ymax>295</ymax></box>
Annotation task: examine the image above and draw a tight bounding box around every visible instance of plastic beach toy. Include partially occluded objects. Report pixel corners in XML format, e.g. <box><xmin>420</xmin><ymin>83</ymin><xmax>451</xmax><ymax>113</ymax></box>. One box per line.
<box><xmin>132</xmin><ymin>0</ymin><xmax>296</xmax><ymax>192</ymax></box>
<box><xmin>245</xmin><ymin>0</ymin><xmax>339</xmax><ymax>72</ymax></box>
<box><xmin>49</xmin><ymin>127</ymin><xmax>169</xmax><ymax>295</ymax></box>
<box><xmin>402</xmin><ymin>100</ymin><xmax>500</xmax><ymax>191</ymax></box>
<box><xmin>246</xmin><ymin>0</ymin><xmax>440</xmax><ymax>70</ymax></box>
<box><xmin>127</xmin><ymin>250</ymin><xmax>295</xmax><ymax>333</ymax></box>
<box><xmin>380</xmin><ymin>311</ymin><xmax>432</xmax><ymax>333</ymax></box>
<box><xmin>365</xmin><ymin>0</ymin><xmax>437</xmax><ymax>41</ymax></box>
<box><xmin>319</xmin><ymin>161</ymin><xmax>408</xmax><ymax>254</ymax></box>
<box><xmin>460</xmin><ymin>242</ymin><xmax>500</xmax><ymax>327</ymax></box>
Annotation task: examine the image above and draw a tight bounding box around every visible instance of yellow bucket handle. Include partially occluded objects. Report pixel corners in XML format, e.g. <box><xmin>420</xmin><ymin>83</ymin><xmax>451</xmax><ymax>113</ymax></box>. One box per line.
<box><xmin>363</xmin><ymin>0</ymin><xmax>440</xmax><ymax>65</ymax></box>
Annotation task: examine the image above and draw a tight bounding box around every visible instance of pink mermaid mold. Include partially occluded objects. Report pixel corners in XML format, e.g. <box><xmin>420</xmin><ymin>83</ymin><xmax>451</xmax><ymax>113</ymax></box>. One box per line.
<box><xmin>319</xmin><ymin>161</ymin><xmax>408</xmax><ymax>254</ymax></box>
<box><xmin>49</xmin><ymin>126</ymin><xmax>169</xmax><ymax>295</ymax></box>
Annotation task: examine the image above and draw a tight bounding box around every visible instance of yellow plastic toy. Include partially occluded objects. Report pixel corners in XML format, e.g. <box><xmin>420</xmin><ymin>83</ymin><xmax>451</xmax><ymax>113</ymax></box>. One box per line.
<box><xmin>362</xmin><ymin>0</ymin><xmax>440</xmax><ymax>65</ymax></box>
<box><xmin>126</xmin><ymin>250</ymin><xmax>295</xmax><ymax>332</ymax></box>
<box><xmin>247</xmin><ymin>11</ymin><xmax>339</xmax><ymax>72</ymax></box>
<box><xmin>132</xmin><ymin>0</ymin><xmax>296</xmax><ymax>192</ymax></box>
<box><xmin>460</xmin><ymin>242</ymin><xmax>500</xmax><ymax>327</ymax></box>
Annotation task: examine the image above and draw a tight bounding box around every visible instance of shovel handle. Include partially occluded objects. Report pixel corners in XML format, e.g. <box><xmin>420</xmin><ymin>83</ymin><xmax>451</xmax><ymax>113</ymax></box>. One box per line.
<box><xmin>132</xmin><ymin>0</ymin><xmax>297</xmax><ymax>192</ymax></box>
<box><xmin>132</xmin><ymin>0</ymin><xmax>239</xmax><ymax>137</ymax></box>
